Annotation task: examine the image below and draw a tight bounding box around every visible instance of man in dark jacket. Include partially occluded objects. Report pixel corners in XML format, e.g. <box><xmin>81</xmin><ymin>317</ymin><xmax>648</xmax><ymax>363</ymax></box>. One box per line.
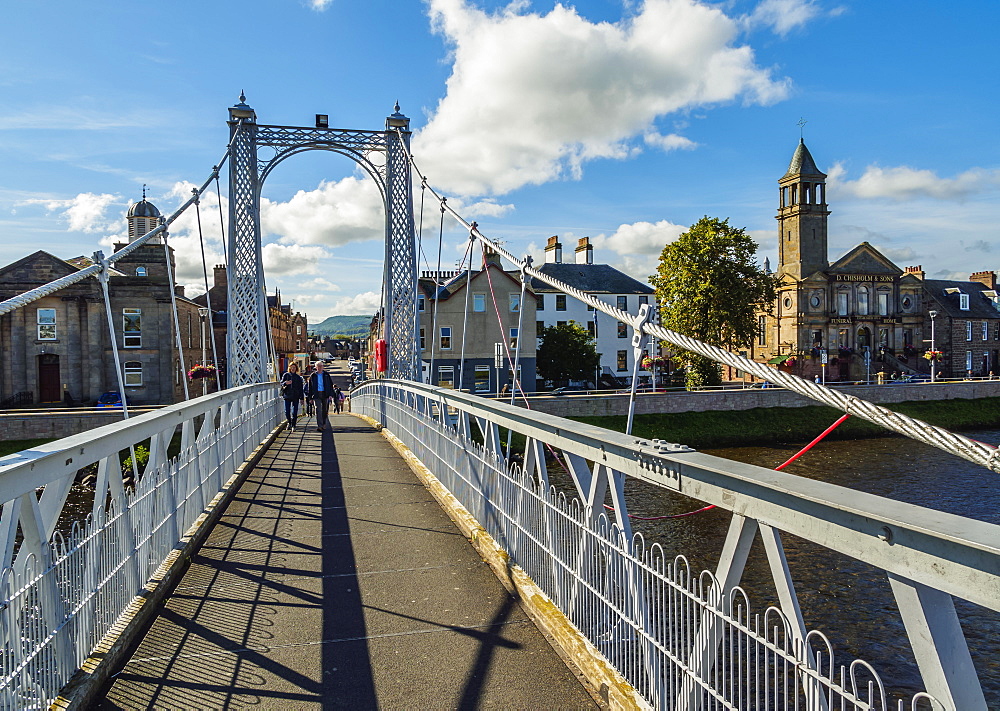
<box><xmin>308</xmin><ymin>361</ymin><xmax>335</xmax><ymax>431</ymax></box>
<box><xmin>280</xmin><ymin>362</ymin><xmax>305</xmax><ymax>431</ymax></box>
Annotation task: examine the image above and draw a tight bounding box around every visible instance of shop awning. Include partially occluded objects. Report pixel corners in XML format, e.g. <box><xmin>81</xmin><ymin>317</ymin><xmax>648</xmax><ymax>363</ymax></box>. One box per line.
<box><xmin>767</xmin><ymin>354</ymin><xmax>793</xmax><ymax>364</ymax></box>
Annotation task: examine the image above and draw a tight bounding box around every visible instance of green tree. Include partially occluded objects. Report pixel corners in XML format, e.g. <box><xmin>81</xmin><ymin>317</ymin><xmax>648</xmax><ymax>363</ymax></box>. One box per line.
<box><xmin>650</xmin><ymin>217</ymin><xmax>777</xmax><ymax>388</ymax></box>
<box><xmin>536</xmin><ymin>321</ymin><xmax>600</xmax><ymax>386</ymax></box>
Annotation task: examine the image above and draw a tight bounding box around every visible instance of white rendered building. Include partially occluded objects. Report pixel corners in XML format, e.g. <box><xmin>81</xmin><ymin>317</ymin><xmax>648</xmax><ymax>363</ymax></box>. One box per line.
<box><xmin>531</xmin><ymin>236</ymin><xmax>656</xmax><ymax>388</ymax></box>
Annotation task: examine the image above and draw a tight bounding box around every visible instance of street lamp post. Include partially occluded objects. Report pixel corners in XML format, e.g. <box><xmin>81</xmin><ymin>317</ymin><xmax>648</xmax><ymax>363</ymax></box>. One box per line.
<box><xmin>929</xmin><ymin>310</ymin><xmax>938</xmax><ymax>383</ymax></box>
<box><xmin>198</xmin><ymin>307</ymin><xmax>210</xmax><ymax>396</ymax></box>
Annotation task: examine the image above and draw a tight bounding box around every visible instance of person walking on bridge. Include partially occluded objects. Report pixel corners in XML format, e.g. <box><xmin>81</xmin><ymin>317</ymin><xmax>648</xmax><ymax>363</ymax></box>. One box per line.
<box><xmin>280</xmin><ymin>362</ymin><xmax>304</xmax><ymax>432</ymax></box>
<box><xmin>308</xmin><ymin>360</ymin><xmax>335</xmax><ymax>431</ymax></box>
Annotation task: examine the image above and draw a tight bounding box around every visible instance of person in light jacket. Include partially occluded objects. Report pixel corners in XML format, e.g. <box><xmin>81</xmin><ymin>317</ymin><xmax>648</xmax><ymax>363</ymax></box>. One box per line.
<box><xmin>308</xmin><ymin>361</ymin><xmax>335</xmax><ymax>431</ymax></box>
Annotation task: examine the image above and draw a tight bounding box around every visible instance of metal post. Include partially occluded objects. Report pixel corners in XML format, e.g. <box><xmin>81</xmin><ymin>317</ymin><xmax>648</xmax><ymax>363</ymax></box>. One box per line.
<box><xmin>199</xmin><ymin>307</ymin><xmax>210</xmax><ymax>396</ymax></box>
<box><xmin>929</xmin><ymin>309</ymin><xmax>938</xmax><ymax>382</ymax></box>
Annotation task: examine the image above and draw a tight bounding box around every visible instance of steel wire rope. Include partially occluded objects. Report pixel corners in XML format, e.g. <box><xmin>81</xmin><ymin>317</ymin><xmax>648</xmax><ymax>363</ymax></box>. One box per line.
<box><xmin>161</xmin><ymin>228</ymin><xmax>190</xmax><ymax>400</ymax></box>
<box><xmin>456</xmin><ymin>236</ymin><xmax>476</xmax><ymax>391</ymax></box>
<box><xmin>0</xmin><ymin>137</ymin><xmax>237</xmax><ymax>318</ymax></box>
<box><xmin>427</xmin><ymin>199</ymin><xmax>447</xmax><ymax>390</ymax></box>
<box><xmin>391</xmin><ymin>128</ymin><xmax>1000</xmax><ymax>475</ymax></box>
<box><xmin>193</xmin><ymin>188</ymin><xmax>222</xmax><ymax>392</ymax></box>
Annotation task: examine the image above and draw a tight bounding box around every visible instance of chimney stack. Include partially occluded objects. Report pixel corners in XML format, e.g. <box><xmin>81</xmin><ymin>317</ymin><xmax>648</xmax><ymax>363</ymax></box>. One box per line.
<box><xmin>575</xmin><ymin>237</ymin><xmax>593</xmax><ymax>265</ymax></box>
<box><xmin>483</xmin><ymin>246</ymin><xmax>503</xmax><ymax>268</ymax></box>
<box><xmin>544</xmin><ymin>236</ymin><xmax>562</xmax><ymax>264</ymax></box>
<box><xmin>214</xmin><ymin>264</ymin><xmax>228</xmax><ymax>289</ymax></box>
<box><xmin>904</xmin><ymin>265</ymin><xmax>925</xmax><ymax>280</ymax></box>
<box><xmin>969</xmin><ymin>271</ymin><xmax>997</xmax><ymax>289</ymax></box>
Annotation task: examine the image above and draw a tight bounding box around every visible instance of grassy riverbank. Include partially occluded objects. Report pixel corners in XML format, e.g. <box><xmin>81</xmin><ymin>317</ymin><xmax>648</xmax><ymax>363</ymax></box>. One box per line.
<box><xmin>571</xmin><ymin>396</ymin><xmax>1000</xmax><ymax>449</ymax></box>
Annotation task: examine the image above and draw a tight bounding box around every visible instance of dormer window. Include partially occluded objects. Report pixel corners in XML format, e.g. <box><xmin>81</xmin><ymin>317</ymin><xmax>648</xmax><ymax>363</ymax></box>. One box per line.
<box><xmin>960</xmin><ymin>293</ymin><xmax>970</xmax><ymax>310</ymax></box>
<box><xmin>136</xmin><ymin>266</ymin><xmax>147</xmax><ymax>277</ymax></box>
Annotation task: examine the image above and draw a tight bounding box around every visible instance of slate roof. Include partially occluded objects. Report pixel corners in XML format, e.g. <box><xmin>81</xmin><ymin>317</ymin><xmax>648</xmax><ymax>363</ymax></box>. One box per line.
<box><xmin>528</xmin><ymin>263</ymin><xmax>653</xmax><ymax>295</ymax></box>
<box><xmin>782</xmin><ymin>139</ymin><xmax>825</xmax><ymax>179</ymax></box>
<box><xmin>924</xmin><ymin>279</ymin><xmax>1000</xmax><ymax>320</ymax></box>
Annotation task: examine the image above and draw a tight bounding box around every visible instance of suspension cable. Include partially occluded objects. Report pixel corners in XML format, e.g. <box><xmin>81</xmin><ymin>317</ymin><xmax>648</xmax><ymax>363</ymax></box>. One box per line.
<box><xmin>457</xmin><ymin>235</ymin><xmax>476</xmax><ymax>391</ymax></box>
<box><xmin>0</xmin><ymin>137</ymin><xmax>237</xmax><ymax>318</ymax></box>
<box><xmin>391</xmin><ymin>128</ymin><xmax>1000</xmax><ymax>475</ymax></box>
<box><xmin>161</xmin><ymin>229</ymin><xmax>190</xmax><ymax>400</ymax></box>
<box><xmin>193</xmin><ymin>188</ymin><xmax>222</xmax><ymax>392</ymax></box>
<box><xmin>427</xmin><ymin>199</ymin><xmax>447</xmax><ymax>387</ymax></box>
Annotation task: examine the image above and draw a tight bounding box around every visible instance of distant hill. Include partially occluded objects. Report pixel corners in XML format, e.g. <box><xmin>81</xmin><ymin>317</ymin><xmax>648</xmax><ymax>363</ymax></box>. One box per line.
<box><xmin>310</xmin><ymin>315</ymin><xmax>370</xmax><ymax>338</ymax></box>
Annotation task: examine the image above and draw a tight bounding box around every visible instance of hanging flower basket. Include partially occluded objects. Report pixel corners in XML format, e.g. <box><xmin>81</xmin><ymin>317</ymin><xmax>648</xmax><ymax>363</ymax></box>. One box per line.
<box><xmin>640</xmin><ymin>355</ymin><xmax>669</xmax><ymax>370</ymax></box>
<box><xmin>188</xmin><ymin>364</ymin><xmax>217</xmax><ymax>380</ymax></box>
<box><xmin>785</xmin><ymin>357</ymin><xmax>797</xmax><ymax>368</ymax></box>
<box><xmin>923</xmin><ymin>350</ymin><xmax>943</xmax><ymax>362</ymax></box>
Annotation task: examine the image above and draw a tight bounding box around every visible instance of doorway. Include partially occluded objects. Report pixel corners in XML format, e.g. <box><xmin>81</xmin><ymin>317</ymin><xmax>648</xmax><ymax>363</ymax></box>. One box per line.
<box><xmin>857</xmin><ymin>326</ymin><xmax>871</xmax><ymax>350</ymax></box>
<box><xmin>38</xmin><ymin>353</ymin><xmax>60</xmax><ymax>403</ymax></box>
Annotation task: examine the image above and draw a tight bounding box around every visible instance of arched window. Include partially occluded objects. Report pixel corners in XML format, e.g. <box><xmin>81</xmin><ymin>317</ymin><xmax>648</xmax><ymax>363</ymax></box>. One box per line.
<box><xmin>857</xmin><ymin>287</ymin><xmax>869</xmax><ymax>316</ymax></box>
<box><xmin>136</xmin><ymin>266</ymin><xmax>147</xmax><ymax>277</ymax></box>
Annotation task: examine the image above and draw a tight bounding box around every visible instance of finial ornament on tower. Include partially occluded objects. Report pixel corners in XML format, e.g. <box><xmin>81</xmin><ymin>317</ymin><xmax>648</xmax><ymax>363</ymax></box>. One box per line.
<box><xmin>240</xmin><ymin>90</ymin><xmax>246</xmax><ymax>103</ymax></box>
<box><xmin>797</xmin><ymin>117</ymin><xmax>807</xmax><ymax>140</ymax></box>
<box><xmin>142</xmin><ymin>183</ymin><xmax>146</xmax><ymax>200</ymax></box>
<box><xmin>394</xmin><ymin>100</ymin><xmax>400</xmax><ymax>113</ymax></box>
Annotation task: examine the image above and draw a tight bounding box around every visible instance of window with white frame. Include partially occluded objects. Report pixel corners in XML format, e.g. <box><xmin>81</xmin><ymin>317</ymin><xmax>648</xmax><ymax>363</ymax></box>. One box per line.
<box><xmin>617</xmin><ymin>321</ymin><xmax>627</xmax><ymax>338</ymax></box>
<box><xmin>296</xmin><ymin>325</ymin><xmax>302</xmax><ymax>335</ymax></box>
<box><xmin>418</xmin><ymin>295</ymin><xmax>425</xmax><ymax>312</ymax></box>
<box><xmin>616</xmin><ymin>350</ymin><xmax>628</xmax><ymax>371</ymax></box>
<box><xmin>135</xmin><ymin>266</ymin><xmax>147</xmax><ymax>277</ymax></box>
<box><xmin>509</xmin><ymin>294</ymin><xmax>520</xmax><ymax>313</ymax></box>
<box><xmin>960</xmin><ymin>293</ymin><xmax>970</xmax><ymax>310</ymax></box>
<box><xmin>123</xmin><ymin>308</ymin><xmax>142</xmax><ymax>348</ymax></box>
<box><xmin>857</xmin><ymin>287</ymin><xmax>869</xmax><ymax>316</ymax></box>
<box><xmin>37</xmin><ymin>308</ymin><xmax>57</xmax><ymax>340</ymax></box>
<box><xmin>984</xmin><ymin>322</ymin><xmax>989</xmax><ymax>341</ymax></box>
<box><xmin>124</xmin><ymin>361</ymin><xmax>143</xmax><ymax>386</ymax></box>
<box><xmin>474</xmin><ymin>365</ymin><xmax>490</xmax><ymax>392</ymax></box>
<box><xmin>437</xmin><ymin>366</ymin><xmax>455</xmax><ymax>389</ymax></box>
<box><xmin>966</xmin><ymin>351</ymin><xmax>973</xmax><ymax>372</ymax></box>
<box><xmin>617</xmin><ymin>296</ymin><xmax>627</xmax><ymax>311</ymax></box>
<box><xmin>638</xmin><ymin>295</ymin><xmax>648</xmax><ymax>305</ymax></box>
<box><xmin>473</xmin><ymin>294</ymin><xmax>486</xmax><ymax>312</ymax></box>
<box><xmin>877</xmin><ymin>291</ymin><xmax>889</xmax><ymax>316</ymax></box>
<box><xmin>440</xmin><ymin>326</ymin><xmax>452</xmax><ymax>350</ymax></box>
<box><xmin>837</xmin><ymin>291</ymin><xmax>849</xmax><ymax>316</ymax></box>
<box><xmin>967</xmin><ymin>321</ymin><xmax>973</xmax><ymax>341</ymax></box>
<box><xmin>757</xmin><ymin>315</ymin><xmax>766</xmax><ymax>346</ymax></box>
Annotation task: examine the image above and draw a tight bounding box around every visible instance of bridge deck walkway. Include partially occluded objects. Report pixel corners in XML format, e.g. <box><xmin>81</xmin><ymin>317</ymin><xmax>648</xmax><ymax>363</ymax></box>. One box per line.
<box><xmin>98</xmin><ymin>367</ymin><xmax>597</xmax><ymax>709</ymax></box>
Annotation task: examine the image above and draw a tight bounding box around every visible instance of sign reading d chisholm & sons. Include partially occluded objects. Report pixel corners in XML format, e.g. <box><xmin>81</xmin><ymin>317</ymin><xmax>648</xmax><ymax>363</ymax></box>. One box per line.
<box><xmin>833</xmin><ymin>274</ymin><xmax>895</xmax><ymax>282</ymax></box>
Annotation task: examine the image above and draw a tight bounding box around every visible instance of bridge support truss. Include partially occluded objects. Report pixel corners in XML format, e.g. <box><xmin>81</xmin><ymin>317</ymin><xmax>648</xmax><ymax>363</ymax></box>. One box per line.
<box><xmin>226</xmin><ymin>95</ymin><xmax>417</xmax><ymax>385</ymax></box>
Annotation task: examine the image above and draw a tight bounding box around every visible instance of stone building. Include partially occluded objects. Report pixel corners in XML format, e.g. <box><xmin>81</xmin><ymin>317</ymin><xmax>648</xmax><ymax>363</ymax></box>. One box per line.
<box><xmin>0</xmin><ymin>196</ymin><xmax>203</xmax><ymax>406</ymax></box>
<box><xmin>913</xmin><ymin>269</ymin><xmax>1000</xmax><ymax>378</ymax></box>
<box><xmin>755</xmin><ymin>140</ymin><xmax>925</xmax><ymax>381</ymax></box>
<box><xmin>418</xmin><ymin>249</ymin><xmax>537</xmax><ymax>393</ymax></box>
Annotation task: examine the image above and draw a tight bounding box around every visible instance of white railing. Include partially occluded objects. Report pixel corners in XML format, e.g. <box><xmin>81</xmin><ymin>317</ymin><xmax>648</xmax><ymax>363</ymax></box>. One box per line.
<box><xmin>354</xmin><ymin>380</ymin><xmax>1000</xmax><ymax>711</ymax></box>
<box><xmin>0</xmin><ymin>383</ymin><xmax>280</xmax><ymax>709</ymax></box>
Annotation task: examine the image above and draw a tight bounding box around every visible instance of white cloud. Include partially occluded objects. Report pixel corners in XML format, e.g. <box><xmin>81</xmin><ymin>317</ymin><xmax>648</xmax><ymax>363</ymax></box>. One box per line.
<box><xmin>23</xmin><ymin>192</ymin><xmax>122</xmax><ymax>233</ymax></box>
<box><xmin>308</xmin><ymin>0</ymin><xmax>333</xmax><ymax>9</ymax></box>
<box><xmin>260</xmin><ymin>177</ymin><xmax>384</xmax><ymax>246</ymax></box>
<box><xmin>417</xmin><ymin>0</ymin><xmax>790</xmax><ymax>196</ymax></box>
<box><xmin>644</xmin><ymin>131</ymin><xmax>698</xmax><ymax>152</ymax></box>
<box><xmin>300</xmin><ymin>277</ymin><xmax>342</xmax><ymax>291</ymax></box>
<box><xmin>828</xmin><ymin>162</ymin><xmax>1000</xmax><ymax>201</ymax></box>
<box><xmin>743</xmin><ymin>0</ymin><xmax>821</xmax><ymax>36</ymax></box>
<box><xmin>299</xmin><ymin>290</ymin><xmax>382</xmax><ymax>318</ymax></box>
<box><xmin>262</xmin><ymin>243</ymin><xmax>329</xmax><ymax>275</ymax></box>
<box><xmin>591</xmin><ymin>219</ymin><xmax>687</xmax><ymax>256</ymax></box>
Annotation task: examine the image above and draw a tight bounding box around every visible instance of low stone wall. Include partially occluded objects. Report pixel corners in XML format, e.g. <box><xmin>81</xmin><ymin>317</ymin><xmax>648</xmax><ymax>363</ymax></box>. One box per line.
<box><xmin>0</xmin><ymin>408</ymin><xmax>162</xmax><ymax>442</ymax></box>
<box><xmin>522</xmin><ymin>380</ymin><xmax>1000</xmax><ymax>418</ymax></box>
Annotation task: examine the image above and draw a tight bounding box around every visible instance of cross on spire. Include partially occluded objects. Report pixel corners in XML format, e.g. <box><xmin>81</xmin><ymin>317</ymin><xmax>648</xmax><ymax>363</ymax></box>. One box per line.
<box><xmin>797</xmin><ymin>117</ymin><xmax>808</xmax><ymax>140</ymax></box>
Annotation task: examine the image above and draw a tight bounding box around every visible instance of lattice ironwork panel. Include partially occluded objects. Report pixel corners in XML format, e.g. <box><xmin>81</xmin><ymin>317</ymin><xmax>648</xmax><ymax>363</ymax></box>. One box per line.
<box><xmin>227</xmin><ymin>120</ymin><xmax>269</xmax><ymax>387</ymax></box>
<box><xmin>384</xmin><ymin>129</ymin><xmax>417</xmax><ymax>379</ymax></box>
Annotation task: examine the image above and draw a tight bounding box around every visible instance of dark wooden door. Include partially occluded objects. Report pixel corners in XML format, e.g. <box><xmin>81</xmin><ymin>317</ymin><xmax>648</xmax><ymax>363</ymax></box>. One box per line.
<box><xmin>38</xmin><ymin>354</ymin><xmax>60</xmax><ymax>402</ymax></box>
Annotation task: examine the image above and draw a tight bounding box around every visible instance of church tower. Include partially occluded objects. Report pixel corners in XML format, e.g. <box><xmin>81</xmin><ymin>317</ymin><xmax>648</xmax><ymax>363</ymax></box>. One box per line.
<box><xmin>776</xmin><ymin>139</ymin><xmax>830</xmax><ymax>279</ymax></box>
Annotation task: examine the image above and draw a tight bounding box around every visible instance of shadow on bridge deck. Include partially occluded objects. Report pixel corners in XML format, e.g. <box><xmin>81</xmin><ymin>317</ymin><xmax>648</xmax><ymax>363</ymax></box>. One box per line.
<box><xmin>97</xmin><ymin>406</ymin><xmax>598</xmax><ymax>709</ymax></box>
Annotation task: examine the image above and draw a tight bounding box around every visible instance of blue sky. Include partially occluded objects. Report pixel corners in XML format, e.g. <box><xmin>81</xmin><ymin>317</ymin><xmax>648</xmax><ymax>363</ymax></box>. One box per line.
<box><xmin>2</xmin><ymin>0</ymin><xmax>998</xmax><ymax>323</ymax></box>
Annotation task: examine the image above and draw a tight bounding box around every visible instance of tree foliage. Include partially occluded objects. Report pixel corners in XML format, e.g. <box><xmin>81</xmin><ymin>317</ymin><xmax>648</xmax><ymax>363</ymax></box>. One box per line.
<box><xmin>536</xmin><ymin>321</ymin><xmax>600</xmax><ymax>386</ymax></box>
<box><xmin>650</xmin><ymin>217</ymin><xmax>777</xmax><ymax>388</ymax></box>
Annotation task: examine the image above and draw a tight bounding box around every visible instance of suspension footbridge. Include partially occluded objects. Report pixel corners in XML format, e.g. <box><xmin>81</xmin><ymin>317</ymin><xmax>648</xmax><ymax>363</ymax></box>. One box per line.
<box><xmin>1</xmin><ymin>96</ymin><xmax>998</xmax><ymax>710</ymax></box>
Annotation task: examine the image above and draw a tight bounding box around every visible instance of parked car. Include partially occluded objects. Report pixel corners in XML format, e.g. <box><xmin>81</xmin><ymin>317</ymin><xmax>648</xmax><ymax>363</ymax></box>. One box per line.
<box><xmin>96</xmin><ymin>391</ymin><xmax>122</xmax><ymax>408</ymax></box>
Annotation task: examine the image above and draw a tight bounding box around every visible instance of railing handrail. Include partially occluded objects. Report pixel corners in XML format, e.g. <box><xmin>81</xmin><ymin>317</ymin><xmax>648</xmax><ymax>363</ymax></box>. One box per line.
<box><xmin>356</xmin><ymin>379</ymin><xmax>1000</xmax><ymax>614</ymax></box>
<box><xmin>0</xmin><ymin>383</ymin><xmax>275</xmax><ymax>504</ymax></box>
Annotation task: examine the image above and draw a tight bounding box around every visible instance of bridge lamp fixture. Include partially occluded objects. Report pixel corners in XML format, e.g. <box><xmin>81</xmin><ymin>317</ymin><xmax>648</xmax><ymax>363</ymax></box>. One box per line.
<box><xmin>315</xmin><ymin>114</ymin><xmax>329</xmax><ymax>129</ymax></box>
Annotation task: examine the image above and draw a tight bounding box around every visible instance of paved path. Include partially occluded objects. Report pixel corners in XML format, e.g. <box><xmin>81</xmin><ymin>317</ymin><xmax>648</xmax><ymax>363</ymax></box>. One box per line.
<box><xmin>98</xmin><ymin>364</ymin><xmax>597</xmax><ymax>709</ymax></box>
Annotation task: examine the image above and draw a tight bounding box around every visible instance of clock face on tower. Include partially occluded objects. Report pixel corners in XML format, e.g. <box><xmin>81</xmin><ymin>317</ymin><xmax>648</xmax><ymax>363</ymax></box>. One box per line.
<box><xmin>810</xmin><ymin>295</ymin><xmax>821</xmax><ymax>308</ymax></box>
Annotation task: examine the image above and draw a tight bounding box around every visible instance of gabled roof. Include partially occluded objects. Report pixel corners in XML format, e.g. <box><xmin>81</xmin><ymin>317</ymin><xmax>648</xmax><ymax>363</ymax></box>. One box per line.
<box><xmin>0</xmin><ymin>250</ymin><xmax>90</xmax><ymax>283</ymax></box>
<box><xmin>827</xmin><ymin>242</ymin><xmax>901</xmax><ymax>276</ymax></box>
<box><xmin>528</xmin><ymin>263</ymin><xmax>653</xmax><ymax>295</ymax></box>
<box><xmin>923</xmin><ymin>279</ymin><xmax>1000</xmax><ymax>320</ymax></box>
<box><xmin>420</xmin><ymin>264</ymin><xmax>527</xmax><ymax>301</ymax></box>
<box><xmin>782</xmin><ymin>139</ymin><xmax>825</xmax><ymax>179</ymax></box>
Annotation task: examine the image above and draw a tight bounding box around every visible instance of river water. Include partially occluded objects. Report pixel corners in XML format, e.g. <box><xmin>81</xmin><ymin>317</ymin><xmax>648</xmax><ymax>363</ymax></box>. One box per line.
<box><xmin>613</xmin><ymin>428</ymin><xmax>1000</xmax><ymax>705</ymax></box>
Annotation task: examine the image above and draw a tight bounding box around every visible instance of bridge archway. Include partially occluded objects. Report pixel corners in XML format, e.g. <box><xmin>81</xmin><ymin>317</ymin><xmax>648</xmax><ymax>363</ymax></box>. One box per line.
<box><xmin>225</xmin><ymin>95</ymin><xmax>416</xmax><ymax>386</ymax></box>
